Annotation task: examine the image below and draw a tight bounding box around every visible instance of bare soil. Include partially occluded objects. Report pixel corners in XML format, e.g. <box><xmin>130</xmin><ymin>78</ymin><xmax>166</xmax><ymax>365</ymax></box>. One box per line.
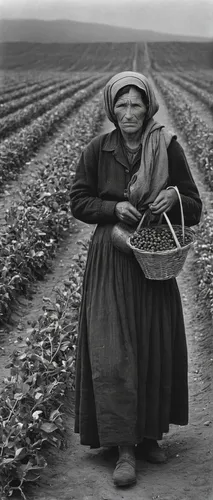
<box><xmin>1</xmin><ymin>84</ymin><xmax>213</xmax><ymax>500</ymax></box>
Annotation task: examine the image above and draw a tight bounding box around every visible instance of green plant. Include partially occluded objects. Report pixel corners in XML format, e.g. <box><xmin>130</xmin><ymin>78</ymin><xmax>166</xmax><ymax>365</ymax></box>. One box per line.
<box><xmin>0</xmin><ymin>243</ymin><xmax>88</xmax><ymax>499</ymax></box>
<box><xmin>0</xmin><ymin>91</ymin><xmax>105</xmax><ymax>321</ymax></box>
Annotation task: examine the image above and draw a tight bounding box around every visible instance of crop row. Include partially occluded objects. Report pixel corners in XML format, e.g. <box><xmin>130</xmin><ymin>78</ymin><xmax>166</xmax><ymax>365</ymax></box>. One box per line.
<box><xmin>162</xmin><ymin>73</ymin><xmax>213</xmax><ymax>113</ymax></box>
<box><xmin>0</xmin><ymin>73</ymin><xmax>60</xmax><ymax>101</ymax></box>
<box><xmin>0</xmin><ymin>74</ymin><xmax>110</xmax><ymax>189</ymax></box>
<box><xmin>147</xmin><ymin>42</ymin><xmax>212</xmax><ymax>70</ymax></box>
<box><xmin>0</xmin><ymin>77</ymin><xmax>82</xmax><ymax>116</ymax></box>
<box><xmin>0</xmin><ymin>75</ymin><xmax>98</xmax><ymax>139</ymax></box>
<box><xmin>0</xmin><ymin>79</ymin><xmax>54</xmax><ymax>105</ymax></box>
<box><xmin>0</xmin><ymin>90</ymin><xmax>106</xmax><ymax>320</ymax></box>
<box><xmin>0</xmin><ymin>72</ymin><xmax>93</xmax><ymax>107</ymax></box>
<box><xmin>0</xmin><ymin>244</ymin><xmax>87</xmax><ymax>498</ymax></box>
<box><xmin>1</xmin><ymin>65</ymin><xmax>212</xmax><ymax>498</ymax></box>
<box><xmin>194</xmin><ymin>213</ymin><xmax>213</xmax><ymax>318</ymax></box>
<box><xmin>175</xmin><ymin>71</ymin><xmax>213</xmax><ymax>93</ymax></box>
<box><xmin>1</xmin><ymin>42</ymin><xmax>135</xmax><ymax>71</ymax></box>
<box><xmin>0</xmin><ymin>81</ymin><xmax>30</xmax><ymax>96</ymax></box>
<box><xmin>152</xmin><ymin>72</ymin><xmax>213</xmax><ymax>317</ymax></box>
<box><xmin>152</xmin><ymin>73</ymin><xmax>213</xmax><ymax>189</ymax></box>
<box><xmin>0</xmin><ymin>78</ymin><xmax>51</xmax><ymax>98</ymax></box>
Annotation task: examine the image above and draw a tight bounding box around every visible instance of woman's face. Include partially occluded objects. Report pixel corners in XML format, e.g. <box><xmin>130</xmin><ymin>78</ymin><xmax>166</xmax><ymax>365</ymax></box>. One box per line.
<box><xmin>113</xmin><ymin>87</ymin><xmax>147</xmax><ymax>135</ymax></box>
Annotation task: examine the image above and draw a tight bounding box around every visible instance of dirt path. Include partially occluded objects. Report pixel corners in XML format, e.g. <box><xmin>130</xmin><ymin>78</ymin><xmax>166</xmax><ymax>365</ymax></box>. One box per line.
<box><xmin>1</xmin><ymin>86</ymin><xmax>213</xmax><ymax>500</ymax></box>
<box><xmin>29</xmin><ymin>256</ymin><xmax>213</xmax><ymax>500</ymax></box>
<box><xmin>0</xmin><ymin>220</ymin><xmax>94</xmax><ymax>384</ymax></box>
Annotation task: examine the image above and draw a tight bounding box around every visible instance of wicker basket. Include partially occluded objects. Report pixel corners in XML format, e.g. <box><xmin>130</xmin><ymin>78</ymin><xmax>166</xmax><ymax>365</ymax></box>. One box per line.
<box><xmin>128</xmin><ymin>186</ymin><xmax>194</xmax><ymax>280</ymax></box>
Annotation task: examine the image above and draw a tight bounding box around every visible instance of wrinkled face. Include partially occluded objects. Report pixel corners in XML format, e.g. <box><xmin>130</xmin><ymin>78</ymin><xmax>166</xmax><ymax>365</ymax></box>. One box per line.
<box><xmin>113</xmin><ymin>87</ymin><xmax>147</xmax><ymax>135</ymax></box>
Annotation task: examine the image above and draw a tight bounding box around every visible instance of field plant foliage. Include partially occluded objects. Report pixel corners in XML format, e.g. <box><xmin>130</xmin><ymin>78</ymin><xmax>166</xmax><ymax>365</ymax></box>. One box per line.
<box><xmin>0</xmin><ymin>75</ymin><xmax>90</xmax><ymax>118</ymax></box>
<box><xmin>162</xmin><ymin>72</ymin><xmax>213</xmax><ymax>112</ymax></box>
<box><xmin>0</xmin><ymin>74</ymin><xmax>110</xmax><ymax>189</ymax></box>
<box><xmin>0</xmin><ymin>91</ymin><xmax>106</xmax><ymax>321</ymax></box>
<box><xmin>0</xmin><ymin>77</ymin><xmax>57</xmax><ymax>105</ymax></box>
<box><xmin>0</xmin><ymin>242</ymin><xmax>88</xmax><ymax>499</ymax></box>
<box><xmin>0</xmin><ymin>75</ymin><xmax>97</xmax><ymax>140</ymax></box>
<box><xmin>0</xmin><ymin>81</ymin><xmax>107</xmax><ymax>497</ymax></box>
<box><xmin>194</xmin><ymin>212</ymin><xmax>213</xmax><ymax>318</ymax></box>
<box><xmin>152</xmin><ymin>72</ymin><xmax>213</xmax><ymax>317</ymax></box>
<box><xmin>176</xmin><ymin>71</ymin><xmax>213</xmax><ymax>93</ymax></box>
<box><xmin>147</xmin><ymin>42</ymin><xmax>212</xmax><ymax>71</ymax></box>
<box><xmin>1</xmin><ymin>56</ymin><xmax>213</xmax><ymax>497</ymax></box>
<box><xmin>151</xmin><ymin>73</ymin><xmax>213</xmax><ymax>189</ymax></box>
<box><xmin>1</xmin><ymin>43</ymin><xmax>135</xmax><ymax>71</ymax></box>
<box><xmin>0</xmin><ymin>72</ymin><xmax>91</xmax><ymax>105</ymax></box>
<box><xmin>0</xmin><ymin>73</ymin><xmax>56</xmax><ymax>101</ymax></box>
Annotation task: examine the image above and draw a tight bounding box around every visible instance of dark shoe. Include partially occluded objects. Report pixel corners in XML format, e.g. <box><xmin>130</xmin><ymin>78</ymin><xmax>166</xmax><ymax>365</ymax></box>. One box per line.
<box><xmin>136</xmin><ymin>439</ymin><xmax>167</xmax><ymax>464</ymax></box>
<box><xmin>113</xmin><ymin>456</ymin><xmax>136</xmax><ymax>486</ymax></box>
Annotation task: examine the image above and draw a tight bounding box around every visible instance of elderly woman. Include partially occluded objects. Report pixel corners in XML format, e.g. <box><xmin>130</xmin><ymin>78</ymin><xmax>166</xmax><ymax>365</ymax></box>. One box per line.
<box><xmin>70</xmin><ymin>71</ymin><xmax>202</xmax><ymax>487</ymax></box>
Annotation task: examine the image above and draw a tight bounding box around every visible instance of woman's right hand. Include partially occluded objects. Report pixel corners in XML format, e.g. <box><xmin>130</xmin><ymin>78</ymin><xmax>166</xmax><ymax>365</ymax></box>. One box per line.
<box><xmin>115</xmin><ymin>201</ymin><xmax>141</xmax><ymax>226</ymax></box>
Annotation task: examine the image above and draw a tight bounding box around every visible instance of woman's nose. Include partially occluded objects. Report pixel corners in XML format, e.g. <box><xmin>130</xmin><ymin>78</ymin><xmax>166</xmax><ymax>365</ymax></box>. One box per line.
<box><xmin>125</xmin><ymin>105</ymin><xmax>133</xmax><ymax>119</ymax></box>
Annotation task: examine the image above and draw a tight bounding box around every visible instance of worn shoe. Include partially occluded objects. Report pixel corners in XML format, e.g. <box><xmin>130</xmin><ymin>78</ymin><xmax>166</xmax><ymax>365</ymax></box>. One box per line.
<box><xmin>113</xmin><ymin>456</ymin><xmax>136</xmax><ymax>486</ymax></box>
<box><xmin>136</xmin><ymin>439</ymin><xmax>167</xmax><ymax>464</ymax></box>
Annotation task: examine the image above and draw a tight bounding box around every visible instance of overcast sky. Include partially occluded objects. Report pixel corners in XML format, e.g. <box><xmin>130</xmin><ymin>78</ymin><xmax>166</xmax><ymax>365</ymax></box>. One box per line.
<box><xmin>0</xmin><ymin>0</ymin><xmax>212</xmax><ymax>37</ymax></box>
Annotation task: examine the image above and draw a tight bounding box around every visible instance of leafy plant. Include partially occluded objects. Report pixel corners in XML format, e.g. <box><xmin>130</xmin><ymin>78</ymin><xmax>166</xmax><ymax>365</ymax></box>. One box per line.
<box><xmin>0</xmin><ymin>74</ymin><xmax>110</xmax><ymax>189</ymax></box>
<box><xmin>162</xmin><ymin>73</ymin><xmax>213</xmax><ymax>112</ymax></box>
<box><xmin>152</xmin><ymin>71</ymin><xmax>213</xmax><ymax>320</ymax></box>
<box><xmin>194</xmin><ymin>212</ymin><xmax>213</xmax><ymax>317</ymax></box>
<box><xmin>0</xmin><ymin>75</ymin><xmax>97</xmax><ymax>140</ymax></box>
<box><xmin>0</xmin><ymin>76</ymin><xmax>87</xmax><ymax>118</ymax></box>
<box><xmin>0</xmin><ymin>243</ymin><xmax>88</xmax><ymax>499</ymax></box>
<box><xmin>0</xmin><ymin>91</ymin><xmax>106</xmax><ymax>321</ymax></box>
<box><xmin>152</xmin><ymin>72</ymin><xmax>213</xmax><ymax>190</ymax></box>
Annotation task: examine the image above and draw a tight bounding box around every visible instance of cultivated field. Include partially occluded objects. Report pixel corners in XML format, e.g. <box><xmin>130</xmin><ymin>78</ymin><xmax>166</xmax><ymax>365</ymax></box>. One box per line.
<box><xmin>0</xmin><ymin>41</ymin><xmax>213</xmax><ymax>500</ymax></box>
<box><xmin>0</xmin><ymin>42</ymin><xmax>135</xmax><ymax>71</ymax></box>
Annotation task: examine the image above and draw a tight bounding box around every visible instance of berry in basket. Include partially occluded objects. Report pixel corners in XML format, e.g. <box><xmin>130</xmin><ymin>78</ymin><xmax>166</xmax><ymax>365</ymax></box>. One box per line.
<box><xmin>127</xmin><ymin>189</ymin><xmax>194</xmax><ymax>279</ymax></box>
<box><xmin>130</xmin><ymin>227</ymin><xmax>192</xmax><ymax>252</ymax></box>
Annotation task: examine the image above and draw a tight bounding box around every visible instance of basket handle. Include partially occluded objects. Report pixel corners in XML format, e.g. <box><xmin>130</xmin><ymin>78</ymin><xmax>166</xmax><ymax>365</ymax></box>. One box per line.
<box><xmin>136</xmin><ymin>209</ymin><xmax>165</xmax><ymax>232</ymax></box>
<box><xmin>166</xmin><ymin>186</ymin><xmax>185</xmax><ymax>244</ymax></box>
<box><xmin>136</xmin><ymin>208</ymin><xmax>152</xmax><ymax>232</ymax></box>
<box><xmin>162</xmin><ymin>212</ymin><xmax>181</xmax><ymax>248</ymax></box>
<box><xmin>136</xmin><ymin>186</ymin><xmax>184</xmax><ymax>249</ymax></box>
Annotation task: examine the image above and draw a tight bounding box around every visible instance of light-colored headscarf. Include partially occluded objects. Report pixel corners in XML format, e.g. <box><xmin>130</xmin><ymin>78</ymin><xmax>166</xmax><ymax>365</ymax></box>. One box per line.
<box><xmin>104</xmin><ymin>71</ymin><xmax>175</xmax><ymax>211</ymax></box>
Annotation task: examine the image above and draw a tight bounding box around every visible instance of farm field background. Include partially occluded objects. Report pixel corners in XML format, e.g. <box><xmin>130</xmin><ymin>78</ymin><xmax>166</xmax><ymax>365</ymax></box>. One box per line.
<box><xmin>0</xmin><ymin>41</ymin><xmax>213</xmax><ymax>500</ymax></box>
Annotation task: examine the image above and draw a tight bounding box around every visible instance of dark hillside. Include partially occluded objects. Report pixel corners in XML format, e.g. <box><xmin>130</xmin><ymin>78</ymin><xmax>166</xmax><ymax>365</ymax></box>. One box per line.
<box><xmin>0</xmin><ymin>19</ymin><xmax>211</xmax><ymax>44</ymax></box>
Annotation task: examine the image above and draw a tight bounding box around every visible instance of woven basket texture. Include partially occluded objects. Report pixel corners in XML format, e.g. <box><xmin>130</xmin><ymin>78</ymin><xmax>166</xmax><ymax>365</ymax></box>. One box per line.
<box><xmin>128</xmin><ymin>225</ymin><xmax>194</xmax><ymax>280</ymax></box>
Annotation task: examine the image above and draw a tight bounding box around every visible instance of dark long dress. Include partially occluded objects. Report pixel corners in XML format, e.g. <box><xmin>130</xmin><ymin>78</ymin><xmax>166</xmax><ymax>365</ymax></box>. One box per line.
<box><xmin>70</xmin><ymin>128</ymin><xmax>202</xmax><ymax>448</ymax></box>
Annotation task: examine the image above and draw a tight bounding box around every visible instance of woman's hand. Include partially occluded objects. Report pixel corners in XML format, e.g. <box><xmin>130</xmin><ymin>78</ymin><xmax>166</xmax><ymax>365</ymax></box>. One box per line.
<box><xmin>115</xmin><ymin>201</ymin><xmax>141</xmax><ymax>226</ymax></box>
<box><xmin>149</xmin><ymin>189</ymin><xmax>178</xmax><ymax>215</ymax></box>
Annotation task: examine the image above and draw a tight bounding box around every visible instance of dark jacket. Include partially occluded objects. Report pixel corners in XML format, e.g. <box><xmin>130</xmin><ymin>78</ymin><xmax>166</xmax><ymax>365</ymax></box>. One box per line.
<box><xmin>70</xmin><ymin>128</ymin><xmax>202</xmax><ymax>227</ymax></box>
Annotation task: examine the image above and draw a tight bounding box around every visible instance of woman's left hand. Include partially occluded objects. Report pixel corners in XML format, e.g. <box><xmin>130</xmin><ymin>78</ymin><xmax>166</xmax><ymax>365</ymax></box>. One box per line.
<box><xmin>149</xmin><ymin>189</ymin><xmax>178</xmax><ymax>215</ymax></box>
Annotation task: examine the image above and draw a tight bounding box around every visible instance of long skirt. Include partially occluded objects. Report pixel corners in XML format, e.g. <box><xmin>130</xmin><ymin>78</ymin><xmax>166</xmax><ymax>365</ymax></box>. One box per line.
<box><xmin>74</xmin><ymin>224</ymin><xmax>188</xmax><ymax>448</ymax></box>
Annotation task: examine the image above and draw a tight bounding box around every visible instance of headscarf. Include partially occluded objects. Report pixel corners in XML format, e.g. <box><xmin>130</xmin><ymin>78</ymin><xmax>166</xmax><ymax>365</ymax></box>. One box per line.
<box><xmin>104</xmin><ymin>70</ymin><xmax>159</xmax><ymax>124</ymax></box>
<box><xmin>103</xmin><ymin>71</ymin><xmax>175</xmax><ymax>211</ymax></box>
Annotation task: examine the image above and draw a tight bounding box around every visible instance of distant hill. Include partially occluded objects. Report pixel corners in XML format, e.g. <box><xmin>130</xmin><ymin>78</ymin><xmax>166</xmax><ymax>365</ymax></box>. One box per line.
<box><xmin>0</xmin><ymin>19</ymin><xmax>211</xmax><ymax>44</ymax></box>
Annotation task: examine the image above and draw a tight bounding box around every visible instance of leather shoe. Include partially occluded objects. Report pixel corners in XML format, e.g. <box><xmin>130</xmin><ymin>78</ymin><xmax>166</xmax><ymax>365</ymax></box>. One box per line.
<box><xmin>113</xmin><ymin>456</ymin><xmax>136</xmax><ymax>486</ymax></box>
<box><xmin>136</xmin><ymin>439</ymin><xmax>167</xmax><ymax>464</ymax></box>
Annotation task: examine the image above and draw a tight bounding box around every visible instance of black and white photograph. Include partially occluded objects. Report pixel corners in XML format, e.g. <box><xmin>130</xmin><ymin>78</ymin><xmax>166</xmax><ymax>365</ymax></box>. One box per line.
<box><xmin>0</xmin><ymin>0</ymin><xmax>212</xmax><ymax>499</ymax></box>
